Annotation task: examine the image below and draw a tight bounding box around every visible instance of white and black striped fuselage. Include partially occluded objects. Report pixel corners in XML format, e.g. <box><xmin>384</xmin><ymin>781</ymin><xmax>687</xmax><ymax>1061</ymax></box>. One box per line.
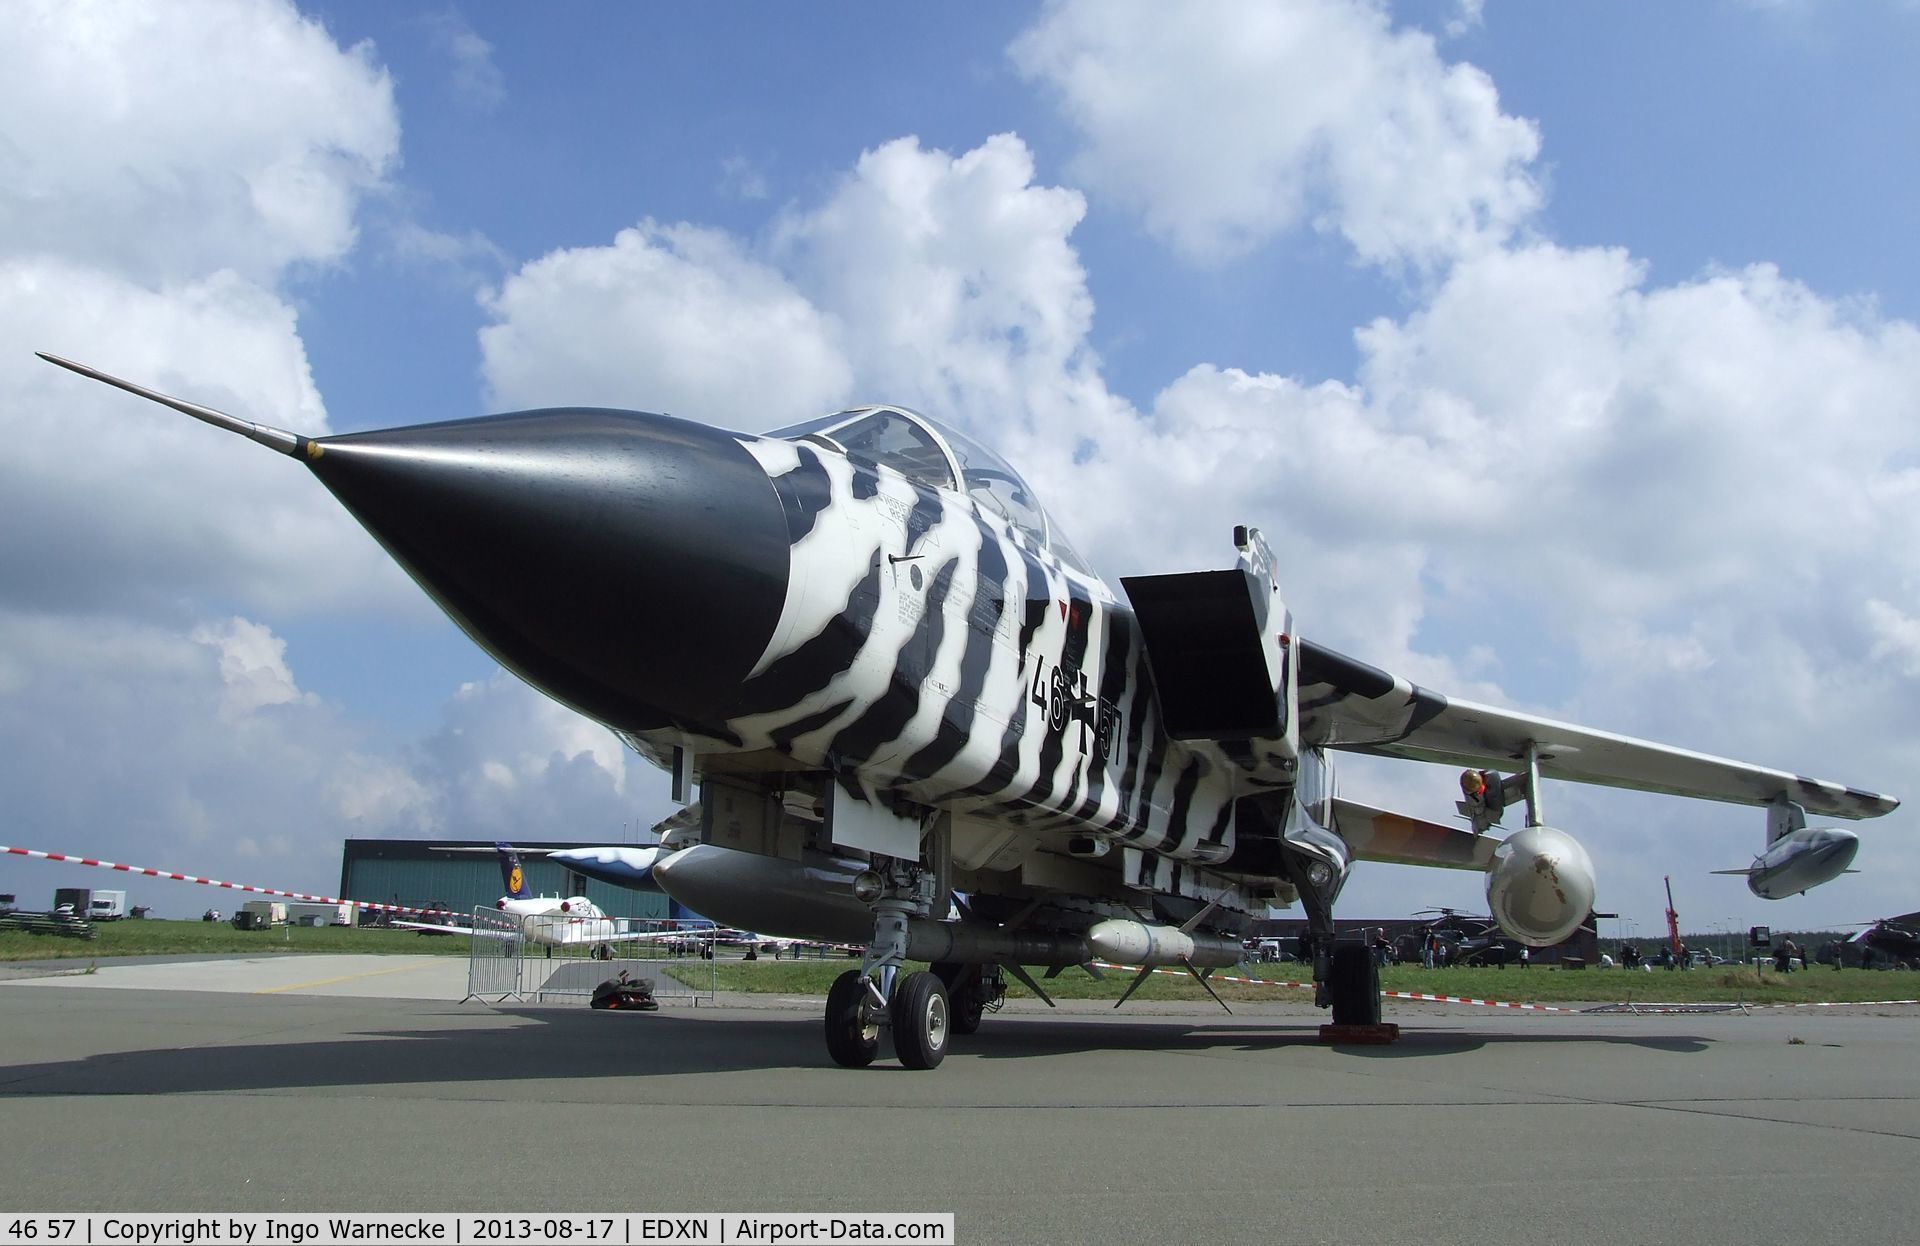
<box><xmin>618</xmin><ymin>427</ymin><xmax>1297</xmax><ymax>867</ymax></box>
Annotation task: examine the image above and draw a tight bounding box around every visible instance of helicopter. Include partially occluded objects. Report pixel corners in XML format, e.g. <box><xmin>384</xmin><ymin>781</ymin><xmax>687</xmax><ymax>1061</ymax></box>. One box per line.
<box><xmin>1832</xmin><ymin>913</ymin><xmax>1920</xmax><ymax>969</ymax></box>
<box><xmin>1404</xmin><ymin>908</ymin><xmax>1530</xmax><ymax>967</ymax></box>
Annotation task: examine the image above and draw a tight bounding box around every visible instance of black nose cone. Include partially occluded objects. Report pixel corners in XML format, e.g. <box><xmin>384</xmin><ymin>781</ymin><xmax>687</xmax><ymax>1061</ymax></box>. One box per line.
<box><xmin>307</xmin><ymin>408</ymin><xmax>788</xmax><ymax>733</ymax></box>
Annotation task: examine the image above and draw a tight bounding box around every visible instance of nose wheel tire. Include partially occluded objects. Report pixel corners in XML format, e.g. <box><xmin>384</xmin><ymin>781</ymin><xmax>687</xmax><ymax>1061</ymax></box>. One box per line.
<box><xmin>890</xmin><ymin>970</ymin><xmax>950</xmax><ymax>1070</ymax></box>
<box><xmin>825</xmin><ymin>970</ymin><xmax>880</xmax><ymax>1068</ymax></box>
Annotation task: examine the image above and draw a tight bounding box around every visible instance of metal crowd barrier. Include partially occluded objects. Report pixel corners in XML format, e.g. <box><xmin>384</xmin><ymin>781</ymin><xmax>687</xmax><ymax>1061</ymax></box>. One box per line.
<box><xmin>463</xmin><ymin>910</ymin><xmax>719</xmax><ymax>1006</ymax></box>
<box><xmin>463</xmin><ymin>905</ymin><xmax>524</xmax><ymax>1002</ymax></box>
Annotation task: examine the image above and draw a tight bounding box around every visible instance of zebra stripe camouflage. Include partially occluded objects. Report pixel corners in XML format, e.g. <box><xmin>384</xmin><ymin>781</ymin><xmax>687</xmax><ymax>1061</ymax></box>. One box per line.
<box><xmin>617</xmin><ymin>432</ymin><xmax>1299</xmax><ymax>864</ymax></box>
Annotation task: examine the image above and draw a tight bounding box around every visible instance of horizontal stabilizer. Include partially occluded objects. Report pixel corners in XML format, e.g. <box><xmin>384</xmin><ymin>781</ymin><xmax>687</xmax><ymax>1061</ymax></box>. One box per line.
<box><xmin>1335</xmin><ymin>798</ymin><xmax>1498</xmax><ymax>872</ymax></box>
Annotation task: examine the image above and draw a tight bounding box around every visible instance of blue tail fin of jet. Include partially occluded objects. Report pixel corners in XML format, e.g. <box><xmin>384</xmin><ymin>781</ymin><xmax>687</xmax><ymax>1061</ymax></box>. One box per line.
<box><xmin>495</xmin><ymin>842</ymin><xmax>530</xmax><ymax>899</ymax></box>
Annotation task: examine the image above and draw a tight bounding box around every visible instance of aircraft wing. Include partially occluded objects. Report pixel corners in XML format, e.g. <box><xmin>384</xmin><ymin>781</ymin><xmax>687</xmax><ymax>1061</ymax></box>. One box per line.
<box><xmin>393</xmin><ymin>920</ymin><xmax>688</xmax><ymax>943</ymax></box>
<box><xmin>393</xmin><ymin>919</ymin><xmax>505</xmax><ymax>938</ymax></box>
<box><xmin>1298</xmin><ymin>640</ymin><xmax>1899</xmax><ymax>820</ymax></box>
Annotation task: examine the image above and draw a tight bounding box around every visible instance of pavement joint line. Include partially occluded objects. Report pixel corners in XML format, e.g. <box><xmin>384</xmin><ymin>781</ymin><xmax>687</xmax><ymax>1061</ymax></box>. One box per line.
<box><xmin>251</xmin><ymin>958</ymin><xmax>443</xmax><ymax>994</ymax></box>
<box><xmin>1615</xmin><ymin>1097</ymin><xmax>1920</xmax><ymax>1143</ymax></box>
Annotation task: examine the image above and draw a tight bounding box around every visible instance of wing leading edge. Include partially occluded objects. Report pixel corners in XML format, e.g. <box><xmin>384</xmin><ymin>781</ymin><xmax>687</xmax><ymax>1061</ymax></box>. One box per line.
<box><xmin>1297</xmin><ymin>640</ymin><xmax>1898</xmax><ymax>821</ymax></box>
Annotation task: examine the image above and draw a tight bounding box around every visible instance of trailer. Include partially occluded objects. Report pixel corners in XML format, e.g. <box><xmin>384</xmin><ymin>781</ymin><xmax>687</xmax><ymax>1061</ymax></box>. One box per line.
<box><xmin>232</xmin><ymin>900</ymin><xmax>288</xmax><ymax>930</ymax></box>
<box><xmin>53</xmin><ymin>887</ymin><xmax>127</xmax><ymax>921</ymax></box>
<box><xmin>288</xmin><ymin>902</ymin><xmax>352</xmax><ymax>927</ymax></box>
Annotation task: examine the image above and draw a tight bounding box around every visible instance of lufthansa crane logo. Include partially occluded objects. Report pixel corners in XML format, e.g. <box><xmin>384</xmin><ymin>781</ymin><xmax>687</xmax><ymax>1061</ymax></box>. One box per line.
<box><xmin>507</xmin><ymin>866</ymin><xmax>524</xmax><ymax>895</ymax></box>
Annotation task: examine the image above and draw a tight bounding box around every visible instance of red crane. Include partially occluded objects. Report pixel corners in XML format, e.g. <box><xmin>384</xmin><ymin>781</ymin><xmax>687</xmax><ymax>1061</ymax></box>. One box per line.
<box><xmin>1663</xmin><ymin>875</ymin><xmax>1683</xmax><ymax>956</ymax></box>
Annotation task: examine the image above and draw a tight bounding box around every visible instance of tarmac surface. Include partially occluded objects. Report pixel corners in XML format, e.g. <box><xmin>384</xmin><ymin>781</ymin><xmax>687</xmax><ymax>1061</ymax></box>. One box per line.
<box><xmin>1</xmin><ymin>955</ymin><xmax>1915</xmax><ymax>1245</ymax></box>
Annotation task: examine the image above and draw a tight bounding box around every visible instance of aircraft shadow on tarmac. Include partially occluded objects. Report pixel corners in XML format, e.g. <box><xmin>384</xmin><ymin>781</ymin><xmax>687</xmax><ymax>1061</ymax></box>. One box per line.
<box><xmin>0</xmin><ymin>1007</ymin><xmax>1708</xmax><ymax>1097</ymax></box>
<box><xmin>962</xmin><ymin>1018</ymin><xmax>1710</xmax><ymax>1061</ymax></box>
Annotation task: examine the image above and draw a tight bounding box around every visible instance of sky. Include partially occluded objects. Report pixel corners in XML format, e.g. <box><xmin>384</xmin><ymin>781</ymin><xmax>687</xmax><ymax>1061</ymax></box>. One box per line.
<box><xmin>3</xmin><ymin>0</ymin><xmax>1917</xmax><ymax>941</ymax></box>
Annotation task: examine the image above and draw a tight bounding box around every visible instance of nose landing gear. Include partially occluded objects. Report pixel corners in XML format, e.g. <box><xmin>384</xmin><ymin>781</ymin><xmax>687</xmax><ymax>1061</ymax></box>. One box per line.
<box><xmin>824</xmin><ymin>859</ymin><xmax>951</xmax><ymax>1070</ymax></box>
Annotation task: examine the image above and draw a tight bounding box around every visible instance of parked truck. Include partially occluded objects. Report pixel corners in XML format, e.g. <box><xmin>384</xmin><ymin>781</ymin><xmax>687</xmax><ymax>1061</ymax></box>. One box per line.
<box><xmin>53</xmin><ymin>887</ymin><xmax>127</xmax><ymax>921</ymax></box>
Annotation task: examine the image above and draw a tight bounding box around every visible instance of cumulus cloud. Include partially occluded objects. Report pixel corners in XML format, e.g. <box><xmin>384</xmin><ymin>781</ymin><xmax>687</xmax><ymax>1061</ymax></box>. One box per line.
<box><xmin>0</xmin><ymin>614</ymin><xmax>429</xmax><ymax>892</ymax></box>
<box><xmin>3</xmin><ymin>260</ymin><xmax>415</xmax><ymax>620</ymax></box>
<box><xmin>1</xmin><ymin>0</ymin><xmax>397</xmax><ymax>286</ymax></box>
<box><xmin>769</xmin><ymin>136</ymin><xmax>1103</xmax><ymax>433</ymax></box>
<box><xmin>1010</xmin><ymin>0</ymin><xmax>1540</xmax><ymax>269</ymax></box>
<box><xmin>191</xmin><ymin>616</ymin><xmax>316</xmax><ymax>718</ymax></box>
<box><xmin>412</xmin><ymin>671</ymin><xmax>669</xmax><ymax>840</ymax></box>
<box><xmin>479</xmin><ymin>134</ymin><xmax>1120</xmax><ymax>447</ymax></box>
<box><xmin>1</xmin><ymin>0</ymin><xmax>414</xmax><ymax>622</ymax></box>
<box><xmin>0</xmin><ymin>1</ymin><xmax>438</xmax><ymax>906</ymax></box>
<box><xmin>1063</xmin><ymin>243</ymin><xmax>1920</xmax><ymax>922</ymax></box>
<box><xmin>0</xmin><ymin>613</ymin><xmax>667</xmax><ymax>910</ymax></box>
<box><xmin>479</xmin><ymin>221</ymin><xmax>853</xmax><ymax>428</ymax></box>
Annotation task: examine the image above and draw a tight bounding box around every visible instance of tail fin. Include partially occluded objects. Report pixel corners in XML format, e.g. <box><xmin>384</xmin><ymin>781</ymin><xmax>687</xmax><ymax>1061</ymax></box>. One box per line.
<box><xmin>495</xmin><ymin>842</ymin><xmax>530</xmax><ymax>899</ymax></box>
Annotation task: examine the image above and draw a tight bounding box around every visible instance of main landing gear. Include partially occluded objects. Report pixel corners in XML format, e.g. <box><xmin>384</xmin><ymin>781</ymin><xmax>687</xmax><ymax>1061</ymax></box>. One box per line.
<box><xmin>1327</xmin><ymin>941</ymin><xmax>1382</xmax><ymax>1027</ymax></box>
<box><xmin>933</xmin><ymin>961</ymin><xmax>1002</xmax><ymax>1035</ymax></box>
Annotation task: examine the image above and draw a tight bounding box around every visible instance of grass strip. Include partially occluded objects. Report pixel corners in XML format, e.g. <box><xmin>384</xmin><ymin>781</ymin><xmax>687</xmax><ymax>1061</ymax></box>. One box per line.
<box><xmin>665</xmin><ymin>958</ymin><xmax>1918</xmax><ymax>1005</ymax></box>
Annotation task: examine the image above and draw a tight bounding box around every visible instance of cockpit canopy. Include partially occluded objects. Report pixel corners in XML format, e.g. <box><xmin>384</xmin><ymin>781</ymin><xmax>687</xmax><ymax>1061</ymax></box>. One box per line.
<box><xmin>766</xmin><ymin>406</ymin><xmax>1089</xmax><ymax>572</ymax></box>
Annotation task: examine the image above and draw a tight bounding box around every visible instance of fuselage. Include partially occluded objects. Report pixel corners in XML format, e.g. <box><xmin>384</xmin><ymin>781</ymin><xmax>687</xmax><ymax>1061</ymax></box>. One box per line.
<box><xmin>617</xmin><ymin>408</ymin><xmax>1296</xmax><ymax>865</ymax></box>
<box><xmin>498</xmin><ymin>895</ymin><xmax>621</xmax><ymax>946</ymax></box>
<box><xmin>291</xmin><ymin>400</ymin><xmax>1326</xmax><ymax>911</ymax></box>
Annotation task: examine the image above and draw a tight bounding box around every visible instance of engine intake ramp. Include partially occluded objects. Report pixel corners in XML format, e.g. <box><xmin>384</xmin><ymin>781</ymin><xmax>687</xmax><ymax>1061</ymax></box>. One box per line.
<box><xmin>1123</xmin><ymin>568</ymin><xmax>1283</xmax><ymax>739</ymax></box>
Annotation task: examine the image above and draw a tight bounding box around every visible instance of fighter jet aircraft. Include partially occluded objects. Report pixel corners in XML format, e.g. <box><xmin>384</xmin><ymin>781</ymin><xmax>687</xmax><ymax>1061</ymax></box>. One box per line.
<box><xmin>37</xmin><ymin>353</ymin><xmax>1900</xmax><ymax>1070</ymax></box>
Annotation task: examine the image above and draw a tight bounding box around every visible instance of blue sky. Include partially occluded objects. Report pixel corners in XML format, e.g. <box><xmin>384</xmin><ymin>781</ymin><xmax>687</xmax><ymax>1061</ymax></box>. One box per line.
<box><xmin>3</xmin><ymin>0</ymin><xmax>1916</xmax><ymax>939</ymax></box>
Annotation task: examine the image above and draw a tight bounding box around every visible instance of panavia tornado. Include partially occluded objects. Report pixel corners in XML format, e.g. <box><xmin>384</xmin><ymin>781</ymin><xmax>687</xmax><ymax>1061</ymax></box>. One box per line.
<box><xmin>39</xmin><ymin>353</ymin><xmax>1899</xmax><ymax>1070</ymax></box>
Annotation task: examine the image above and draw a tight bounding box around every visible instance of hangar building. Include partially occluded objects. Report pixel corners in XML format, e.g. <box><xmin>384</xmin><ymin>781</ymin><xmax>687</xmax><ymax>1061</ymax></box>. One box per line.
<box><xmin>338</xmin><ymin>839</ymin><xmax>669</xmax><ymax>922</ymax></box>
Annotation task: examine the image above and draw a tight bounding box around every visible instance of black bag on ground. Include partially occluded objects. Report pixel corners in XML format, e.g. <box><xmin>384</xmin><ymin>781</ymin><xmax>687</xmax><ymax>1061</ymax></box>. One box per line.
<box><xmin>590</xmin><ymin>970</ymin><xmax>659</xmax><ymax>1010</ymax></box>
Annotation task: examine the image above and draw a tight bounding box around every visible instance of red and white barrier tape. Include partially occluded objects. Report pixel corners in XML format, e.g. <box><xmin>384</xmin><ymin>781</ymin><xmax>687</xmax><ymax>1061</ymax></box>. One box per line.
<box><xmin>1091</xmin><ymin>961</ymin><xmax>1575</xmax><ymax>1011</ymax></box>
<box><xmin>1378</xmin><ymin>989</ymin><xmax>1575</xmax><ymax>1012</ymax></box>
<box><xmin>1091</xmin><ymin>961</ymin><xmax>1916</xmax><ymax>1012</ymax></box>
<box><xmin>1</xmin><ymin>844</ymin><xmax>457</xmax><ymax>919</ymax></box>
